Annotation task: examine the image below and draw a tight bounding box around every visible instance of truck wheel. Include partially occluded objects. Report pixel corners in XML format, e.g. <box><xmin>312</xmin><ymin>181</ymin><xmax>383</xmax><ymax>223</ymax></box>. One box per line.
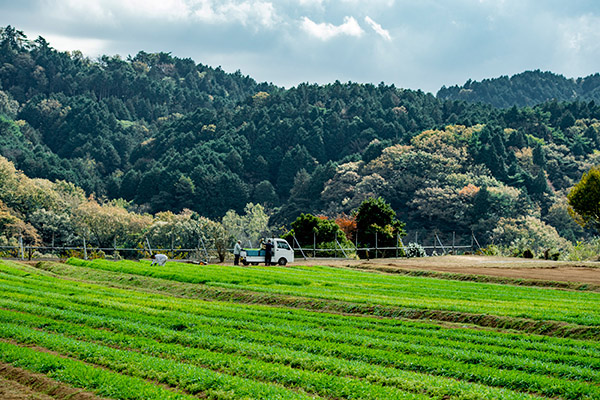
<box><xmin>242</xmin><ymin>260</ymin><xmax>249</xmax><ymax>266</ymax></box>
<box><xmin>278</xmin><ymin>258</ymin><xmax>287</xmax><ymax>266</ymax></box>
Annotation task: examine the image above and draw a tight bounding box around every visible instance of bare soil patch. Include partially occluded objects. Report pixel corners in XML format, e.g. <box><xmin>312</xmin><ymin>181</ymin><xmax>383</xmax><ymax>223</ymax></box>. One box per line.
<box><xmin>296</xmin><ymin>255</ymin><xmax>600</xmax><ymax>285</ymax></box>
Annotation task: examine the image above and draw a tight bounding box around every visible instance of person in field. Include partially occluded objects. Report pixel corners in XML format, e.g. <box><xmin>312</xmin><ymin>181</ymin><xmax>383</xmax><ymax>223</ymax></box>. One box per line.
<box><xmin>264</xmin><ymin>239</ymin><xmax>274</xmax><ymax>266</ymax></box>
<box><xmin>150</xmin><ymin>253</ymin><xmax>168</xmax><ymax>266</ymax></box>
<box><xmin>233</xmin><ymin>240</ymin><xmax>242</xmax><ymax>265</ymax></box>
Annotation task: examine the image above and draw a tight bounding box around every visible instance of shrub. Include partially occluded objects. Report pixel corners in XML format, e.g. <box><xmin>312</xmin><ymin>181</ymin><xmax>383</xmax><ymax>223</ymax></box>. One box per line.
<box><xmin>405</xmin><ymin>242</ymin><xmax>425</xmax><ymax>258</ymax></box>
<box><xmin>480</xmin><ymin>244</ymin><xmax>501</xmax><ymax>256</ymax></box>
<box><xmin>565</xmin><ymin>239</ymin><xmax>600</xmax><ymax>261</ymax></box>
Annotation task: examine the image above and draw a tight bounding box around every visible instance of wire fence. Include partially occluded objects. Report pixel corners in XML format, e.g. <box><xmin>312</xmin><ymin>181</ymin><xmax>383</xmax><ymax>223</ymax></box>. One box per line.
<box><xmin>1</xmin><ymin>230</ymin><xmax>484</xmax><ymax>262</ymax></box>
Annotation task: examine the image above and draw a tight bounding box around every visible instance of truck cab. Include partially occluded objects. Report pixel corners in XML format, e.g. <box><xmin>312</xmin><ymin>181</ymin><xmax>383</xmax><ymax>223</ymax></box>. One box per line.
<box><xmin>240</xmin><ymin>238</ymin><xmax>294</xmax><ymax>266</ymax></box>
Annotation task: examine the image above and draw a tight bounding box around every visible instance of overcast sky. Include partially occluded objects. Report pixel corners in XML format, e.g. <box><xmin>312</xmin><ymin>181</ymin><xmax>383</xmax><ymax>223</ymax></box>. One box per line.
<box><xmin>1</xmin><ymin>0</ymin><xmax>599</xmax><ymax>93</ymax></box>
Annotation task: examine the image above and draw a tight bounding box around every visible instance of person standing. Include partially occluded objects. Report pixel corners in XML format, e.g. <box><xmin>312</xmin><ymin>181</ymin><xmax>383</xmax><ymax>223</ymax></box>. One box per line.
<box><xmin>233</xmin><ymin>240</ymin><xmax>242</xmax><ymax>265</ymax></box>
<box><xmin>264</xmin><ymin>239</ymin><xmax>273</xmax><ymax>266</ymax></box>
<box><xmin>150</xmin><ymin>253</ymin><xmax>168</xmax><ymax>266</ymax></box>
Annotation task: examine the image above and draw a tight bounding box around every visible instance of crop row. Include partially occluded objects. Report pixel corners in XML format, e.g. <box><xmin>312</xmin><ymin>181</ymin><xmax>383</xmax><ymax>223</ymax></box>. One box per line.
<box><xmin>5</xmin><ymin>263</ymin><xmax>600</xmax><ymax>360</ymax></box>
<box><xmin>37</xmin><ymin>260</ymin><xmax>600</xmax><ymax>340</ymax></box>
<box><xmin>66</xmin><ymin>258</ymin><xmax>600</xmax><ymax>326</ymax></box>
<box><xmin>2</xmin><ymin>286</ymin><xmax>599</xmax><ymax>383</ymax></box>
<box><xmin>0</xmin><ymin>294</ymin><xmax>595</xmax><ymax>400</ymax></box>
<box><xmin>6</xmin><ymin>261</ymin><xmax>600</xmax><ymax>359</ymax></box>
<box><xmin>0</xmin><ymin>303</ymin><xmax>550</xmax><ymax>400</ymax></box>
<box><xmin>1</xmin><ymin>262</ymin><xmax>599</xmax><ymax>399</ymax></box>
<box><xmin>0</xmin><ymin>339</ymin><xmax>196</xmax><ymax>399</ymax></box>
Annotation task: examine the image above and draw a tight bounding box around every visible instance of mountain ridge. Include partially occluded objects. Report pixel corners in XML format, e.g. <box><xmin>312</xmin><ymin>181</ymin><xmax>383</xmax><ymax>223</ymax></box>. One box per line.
<box><xmin>437</xmin><ymin>70</ymin><xmax>600</xmax><ymax>108</ymax></box>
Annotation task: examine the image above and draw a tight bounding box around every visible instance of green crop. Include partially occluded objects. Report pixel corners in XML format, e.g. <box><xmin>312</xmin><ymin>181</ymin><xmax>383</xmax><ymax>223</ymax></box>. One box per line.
<box><xmin>1</xmin><ymin>259</ymin><xmax>599</xmax><ymax>399</ymax></box>
<box><xmin>66</xmin><ymin>257</ymin><xmax>600</xmax><ymax>327</ymax></box>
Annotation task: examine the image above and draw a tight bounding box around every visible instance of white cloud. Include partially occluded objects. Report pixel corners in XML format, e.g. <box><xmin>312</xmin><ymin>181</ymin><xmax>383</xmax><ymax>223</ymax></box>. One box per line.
<box><xmin>39</xmin><ymin>33</ymin><xmax>109</xmax><ymax>57</ymax></box>
<box><xmin>47</xmin><ymin>0</ymin><xmax>191</xmax><ymax>22</ymax></box>
<box><xmin>297</xmin><ymin>0</ymin><xmax>325</xmax><ymax>6</ymax></box>
<box><xmin>364</xmin><ymin>16</ymin><xmax>391</xmax><ymax>41</ymax></box>
<box><xmin>300</xmin><ymin>16</ymin><xmax>363</xmax><ymax>40</ymax></box>
<box><xmin>44</xmin><ymin>0</ymin><xmax>279</xmax><ymax>29</ymax></box>
<box><xmin>196</xmin><ymin>1</ymin><xmax>277</xmax><ymax>28</ymax></box>
<box><xmin>120</xmin><ymin>0</ymin><xmax>191</xmax><ymax>20</ymax></box>
<box><xmin>559</xmin><ymin>14</ymin><xmax>600</xmax><ymax>53</ymax></box>
<box><xmin>340</xmin><ymin>0</ymin><xmax>395</xmax><ymax>6</ymax></box>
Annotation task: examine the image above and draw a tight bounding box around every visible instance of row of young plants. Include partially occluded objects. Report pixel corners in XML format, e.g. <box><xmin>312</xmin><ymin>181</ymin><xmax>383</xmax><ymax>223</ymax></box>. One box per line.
<box><xmin>0</xmin><ymin>340</ymin><xmax>198</xmax><ymax>400</ymax></box>
<box><xmin>10</xmin><ymin>261</ymin><xmax>600</xmax><ymax>359</ymax></box>
<box><xmin>7</xmin><ymin>266</ymin><xmax>600</xmax><ymax>373</ymax></box>
<box><xmin>8</xmin><ymin>260</ymin><xmax>600</xmax><ymax>362</ymax></box>
<box><xmin>3</xmin><ymin>274</ymin><xmax>600</xmax><ymax>377</ymax></box>
<box><xmin>0</xmin><ymin>296</ymin><xmax>597</xmax><ymax>400</ymax></box>
<box><xmin>0</xmin><ymin>264</ymin><xmax>508</xmax><ymax>400</ymax></box>
<box><xmin>66</xmin><ymin>257</ymin><xmax>600</xmax><ymax>327</ymax></box>
<box><xmin>1</xmin><ymin>261</ymin><xmax>599</xmax><ymax>399</ymax></box>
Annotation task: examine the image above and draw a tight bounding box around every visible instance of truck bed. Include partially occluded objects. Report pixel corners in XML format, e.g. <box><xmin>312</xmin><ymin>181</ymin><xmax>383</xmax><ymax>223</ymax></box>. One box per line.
<box><xmin>244</xmin><ymin>249</ymin><xmax>267</xmax><ymax>257</ymax></box>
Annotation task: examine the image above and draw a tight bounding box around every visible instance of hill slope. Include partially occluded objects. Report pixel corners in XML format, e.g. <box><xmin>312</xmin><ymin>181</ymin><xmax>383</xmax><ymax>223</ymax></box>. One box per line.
<box><xmin>437</xmin><ymin>70</ymin><xmax>600</xmax><ymax>108</ymax></box>
<box><xmin>1</xmin><ymin>26</ymin><xmax>600</xmax><ymax>246</ymax></box>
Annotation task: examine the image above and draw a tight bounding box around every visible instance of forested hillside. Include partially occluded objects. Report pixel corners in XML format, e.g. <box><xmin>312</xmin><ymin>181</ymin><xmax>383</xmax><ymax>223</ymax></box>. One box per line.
<box><xmin>437</xmin><ymin>70</ymin><xmax>600</xmax><ymax>108</ymax></box>
<box><xmin>1</xmin><ymin>25</ymin><xmax>600</xmax><ymax>253</ymax></box>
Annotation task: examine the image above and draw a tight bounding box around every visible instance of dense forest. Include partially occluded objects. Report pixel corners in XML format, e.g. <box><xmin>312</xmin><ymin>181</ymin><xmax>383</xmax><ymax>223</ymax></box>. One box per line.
<box><xmin>1</xmin><ymin>25</ymin><xmax>600</xmax><ymax>256</ymax></box>
<box><xmin>437</xmin><ymin>70</ymin><xmax>600</xmax><ymax>108</ymax></box>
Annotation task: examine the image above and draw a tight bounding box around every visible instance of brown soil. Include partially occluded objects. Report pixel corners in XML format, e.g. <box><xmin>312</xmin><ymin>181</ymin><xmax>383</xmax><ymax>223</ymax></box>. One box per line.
<box><xmin>296</xmin><ymin>255</ymin><xmax>600</xmax><ymax>285</ymax></box>
<box><xmin>0</xmin><ymin>362</ymin><xmax>107</xmax><ymax>400</ymax></box>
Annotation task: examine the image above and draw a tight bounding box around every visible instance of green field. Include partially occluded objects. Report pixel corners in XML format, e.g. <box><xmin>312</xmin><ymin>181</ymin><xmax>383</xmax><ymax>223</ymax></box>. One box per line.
<box><xmin>0</xmin><ymin>258</ymin><xmax>599</xmax><ymax>399</ymax></box>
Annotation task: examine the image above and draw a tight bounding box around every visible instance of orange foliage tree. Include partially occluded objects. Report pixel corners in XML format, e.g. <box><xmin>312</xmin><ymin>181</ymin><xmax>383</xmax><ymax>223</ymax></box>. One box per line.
<box><xmin>335</xmin><ymin>213</ymin><xmax>356</xmax><ymax>242</ymax></box>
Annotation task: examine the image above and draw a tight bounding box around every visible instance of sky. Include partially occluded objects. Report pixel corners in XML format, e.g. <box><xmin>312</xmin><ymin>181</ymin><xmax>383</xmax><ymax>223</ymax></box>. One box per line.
<box><xmin>1</xmin><ymin>0</ymin><xmax>599</xmax><ymax>94</ymax></box>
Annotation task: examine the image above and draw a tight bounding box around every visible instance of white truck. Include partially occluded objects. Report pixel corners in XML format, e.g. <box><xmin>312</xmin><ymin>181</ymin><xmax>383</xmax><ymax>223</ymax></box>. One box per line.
<box><xmin>240</xmin><ymin>238</ymin><xmax>294</xmax><ymax>266</ymax></box>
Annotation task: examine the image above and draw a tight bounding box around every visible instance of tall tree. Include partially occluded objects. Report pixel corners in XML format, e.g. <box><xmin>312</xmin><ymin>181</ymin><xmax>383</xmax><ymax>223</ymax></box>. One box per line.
<box><xmin>354</xmin><ymin>197</ymin><xmax>405</xmax><ymax>258</ymax></box>
<box><xmin>568</xmin><ymin>166</ymin><xmax>600</xmax><ymax>233</ymax></box>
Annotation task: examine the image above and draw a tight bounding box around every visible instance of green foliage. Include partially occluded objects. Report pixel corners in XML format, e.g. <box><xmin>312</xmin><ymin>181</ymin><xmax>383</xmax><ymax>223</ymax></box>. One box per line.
<box><xmin>565</xmin><ymin>238</ymin><xmax>600</xmax><ymax>261</ymax></box>
<box><xmin>282</xmin><ymin>213</ymin><xmax>353</xmax><ymax>254</ymax></box>
<box><xmin>222</xmin><ymin>203</ymin><xmax>270</xmax><ymax>248</ymax></box>
<box><xmin>404</xmin><ymin>242</ymin><xmax>425</xmax><ymax>258</ymax></box>
<box><xmin>568</xmin><ymin>165</ymin><xmax>600</xmax><ymax>233</ymax></box>
<box><xmin>491</xmin><ymin>216</ymin><xmax>572</xmax><ymax>258</ymax></box>
<box><xmin>438</xmin><ymin>70</ymin><xmax>600</xmax><ymax>108</ymax></box>
<box><xmin>3</xmin><ymin>26</ymin><xmax>600</xmax><ymax>249</ymax></box>
<box><xmin>355</xmin><ymin>197</ymin><xmax>405</xmax><ymax>258</ymax></box>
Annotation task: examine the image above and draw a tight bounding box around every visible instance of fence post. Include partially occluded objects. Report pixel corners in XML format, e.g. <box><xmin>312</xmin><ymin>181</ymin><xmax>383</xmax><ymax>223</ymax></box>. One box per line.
<box><xmin>472</xmin><ymin>233</ymin><xmax>483</xmax><ymax>253</ymax></box>
<box><xmin>334</xmin><ymin>231</ymin><xmax>337</xmax><ymax>258</ymax></box>
<box><xmin>452</xmin><ymin>231</ymin><xmax>456</xmax><ymax>254</ymax></box>
<box><xmin>83</xmin><ymin>237</ymin><xmax>88</xmax><ymax>260</ymax></box>
<box><xmin>19</xmin><ymin>235</ymin><xmax>24</xmax><ymax>260</ymax></box>
<box><xmin>314</xmin><ymin>232</ymin><xmax>316</xmax><ymax>258</ymax></box>
<box><xmin>146</xmin><ymin>237</ymin><xmax>153</xmax><ymax>257</ymax></box>
<box><xmin>293</xmin><ymin>234</ymin><xmax>307</xmax><ymax>260</ymax></box>
<box><xmin>471</xmin><ymin>232</ymin><xmax>474</xmax><ymax>253</ymax></box>
<box><xmin>375</xmin><ymin>232</ymin><xmax>378</xmax><ymax>259</ymax></box>
<box><xmin>435</xmin><ymin>233</ymin><xmax>446</xmax><ymax>255</ymax></box>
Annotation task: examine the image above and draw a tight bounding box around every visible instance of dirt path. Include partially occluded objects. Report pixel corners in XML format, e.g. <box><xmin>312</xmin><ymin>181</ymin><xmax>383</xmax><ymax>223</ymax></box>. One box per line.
<box><xmin>296</xmin><ymin>255</ymin><xmax>600</xmax><ymax>285</ymax></box>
